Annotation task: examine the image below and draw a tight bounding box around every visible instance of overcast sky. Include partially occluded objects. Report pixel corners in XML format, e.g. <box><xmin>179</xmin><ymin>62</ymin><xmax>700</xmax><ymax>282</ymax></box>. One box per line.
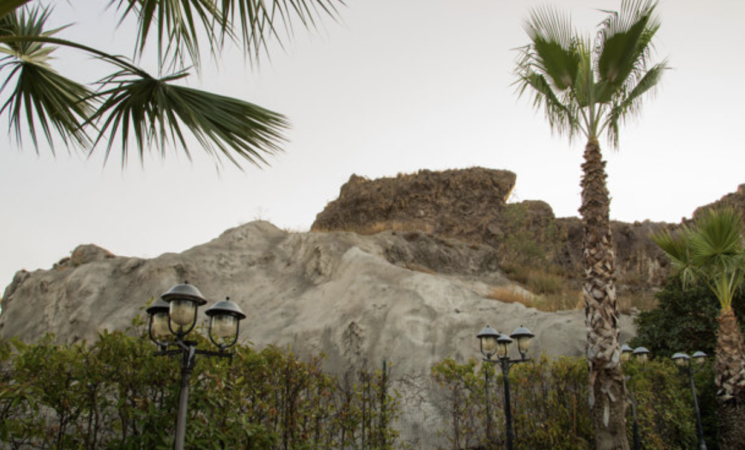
<box><xmin>1</xmin><ymin>0</ymin><xmax>744</xmax><ymax>295</ymax></box>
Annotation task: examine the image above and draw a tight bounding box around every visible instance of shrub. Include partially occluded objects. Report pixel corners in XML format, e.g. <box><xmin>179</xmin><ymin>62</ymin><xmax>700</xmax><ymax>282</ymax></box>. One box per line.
<box><xmin>630</xmin><ymin>276</ymin><xmax>745</xmax><ymax>448</ymax></box>
<box><xmin>0</xmin><ymin>325</ymin><xmax>400</xmax><ymax>449</ymax></box>
<box><xmin>431</xmin><ymin>355</ymin><xmax>698</xmax><ymax>449</ymax></box>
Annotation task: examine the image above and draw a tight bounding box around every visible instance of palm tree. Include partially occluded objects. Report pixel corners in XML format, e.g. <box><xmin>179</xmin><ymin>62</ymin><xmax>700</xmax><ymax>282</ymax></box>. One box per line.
<box><xmin>0</xmin><ymin>0</ymin><xmax>344</xmax><ymax>167</ymax></box>
<box><xmin>514</xmin><ymin>1</ymin><xmax>667</xmax><ymax>448</ymax></box>
<box><xmin>653</xmin><ymin>208</ymin><xmax>745</xmax><ymax>449</ymax></box>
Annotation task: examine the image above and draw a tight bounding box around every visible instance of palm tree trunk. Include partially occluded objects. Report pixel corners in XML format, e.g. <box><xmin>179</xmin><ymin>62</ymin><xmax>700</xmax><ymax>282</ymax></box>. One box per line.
<box><xmin>580</xmin><ymin>138</ymin><xmax>629</xmax><ymax>450</ymax></box>
<box><xmin>716</xmin><ymin>309</ymin><xmax>745</xmax><ymax>450</ymax></box>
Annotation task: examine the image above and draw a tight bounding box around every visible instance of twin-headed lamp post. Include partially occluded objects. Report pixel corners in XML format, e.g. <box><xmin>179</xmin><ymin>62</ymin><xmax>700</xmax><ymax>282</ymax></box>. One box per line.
<box><xmin>146</xmin><ymin>282</ymin><xmax>246</xmax><ymax>450</ymax></box>
<box><xmin>672</xmin><ymin>351</ymin><xmax>708</xmax><ymax>450</ymax></box>
<box><xmin>477</xmin><ymin>324</ymin><xmax>534</xmax><ymax>450</ymax></box>
<box><xmin>620</xmin><ymin>344</ymin><xmax>650</xmax><ymax>450</ymax></box>
<box><xmin>621</xmin><ymin>345</ymin><xmax>708</xmax><ymax>450</ymax></box>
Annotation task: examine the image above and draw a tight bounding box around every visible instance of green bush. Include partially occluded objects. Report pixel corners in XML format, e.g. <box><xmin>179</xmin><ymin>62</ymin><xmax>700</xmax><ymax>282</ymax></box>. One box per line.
<box><xmin>0</xmin><ymin>324</ymin><xmax>400</xmax><ymax>450</ymax></box>
<box><xmin>630</xmin><ymin>278</ymin><xmax>745</xmax><ymax>358</ymax></box>
<box><xmin>629</xmin><ymin>276</ymin><xmax>745</xmax><ymax>449</ymax></box>
<box><xmin>431</xmin><ymin>356</ymin><xmax>697</xmax><ymax>450</ymax></box>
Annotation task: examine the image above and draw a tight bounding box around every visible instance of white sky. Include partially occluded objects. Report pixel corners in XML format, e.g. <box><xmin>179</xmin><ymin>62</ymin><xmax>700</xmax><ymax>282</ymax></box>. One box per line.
<box><xmin>1</xmin><ymin>0</ymin><xmax>744</xmax><ymax>294</ymax></box>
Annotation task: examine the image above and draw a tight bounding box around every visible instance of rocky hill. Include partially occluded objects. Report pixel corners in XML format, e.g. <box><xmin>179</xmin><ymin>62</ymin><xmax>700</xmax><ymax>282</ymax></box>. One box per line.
<box><xmin>0</xmin><ymin>221</ymin><xmax>638</xmax><ymax>446</ymax></box>
<box><xmin>4</xmin><ymin>167</ymin><xmax>743</xmax><ymax>445</ymax></box>
<box><xmin>2</xmin><ymin>221</ymin><xmax>631</xmax><ymax>362</ymax></box>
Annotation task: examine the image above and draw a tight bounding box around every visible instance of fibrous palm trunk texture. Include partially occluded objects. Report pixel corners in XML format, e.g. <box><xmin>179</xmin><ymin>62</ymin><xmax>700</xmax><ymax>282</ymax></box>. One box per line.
<box><xmin>580</xmin><ymin>139</ymin><xmax>629</xmax><ymax>450</ymax></box>
<box><xmin>716</xmin><ymin>309</ymin><xmax>745</xmax><ymax>450</ymax></box>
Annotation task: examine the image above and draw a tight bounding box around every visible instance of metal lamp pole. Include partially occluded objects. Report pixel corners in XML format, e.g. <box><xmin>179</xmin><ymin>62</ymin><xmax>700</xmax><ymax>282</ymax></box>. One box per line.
<box><xmin>478</xmin><ymin>325</ymin><xmax>534</xmax><ymax>450</ymax></box>
<box><xmin>477</xmin><ymin>325</ymin><xmax>499</xmax><ymax>447</ymax></box>
<box><xmin>146</xmin><ymin>283</ymin><xmax>247</xmax><ymax>450</ymax></box>
<box><xmin>620</xmin><ymin>345</ymin><xmax>650</xmax><ymax>450</ymax></box>
<box><xmin>673</xmin><ymin>352</ymin><xmax>708</xmax><ymax>450</ymax></box>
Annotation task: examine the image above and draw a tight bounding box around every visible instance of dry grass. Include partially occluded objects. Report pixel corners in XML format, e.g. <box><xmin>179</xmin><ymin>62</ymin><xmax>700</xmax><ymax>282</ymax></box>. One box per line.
<box><xmin>486</xmin><ymin>286</ymin><xmax>535</xmax><ymax>307</ymax></box>
<box><xmin>486</xmin><ymin>284</ymin><xmax>583</xmax><ymax>313</ymax></box>
<box><xmin>403</xmin><ymin>262</ymin><xmax>437</xmax><ymax>275</ymax></box>
<box><xmin>493</xmin><ymin>262</ymin><xmax>659</xmax><ymax>314</ymax></box>
<box><xmin>618</xmin><ymin>292</ymin><xmax>658</xmax><ymax>314</ymax></box>
<box><xmin>314</xmin><ymin>220</ymin><xmax>434</xmax><ymax>236</ymax></box>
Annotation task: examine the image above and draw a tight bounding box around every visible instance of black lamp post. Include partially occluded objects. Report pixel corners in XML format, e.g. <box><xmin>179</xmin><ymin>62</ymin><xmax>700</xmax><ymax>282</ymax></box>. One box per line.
<box><xmin>672</xmin><ymin>351</ymin><xmax>708</xmax><ymax>450</ymax></box>
<box><xmin>146</xmin><ymin>282</ymin><xmax>246</xmax><ymax>450</ymax></box>
<box><xmin>621</xmin><ymin>344</ymin><xmax>649</xmax><ymax>450</ymax></box>
<box><xmin>477</xmin><ymin>324</ymin><xmax>534</xmax><ymax>450</ymax></box>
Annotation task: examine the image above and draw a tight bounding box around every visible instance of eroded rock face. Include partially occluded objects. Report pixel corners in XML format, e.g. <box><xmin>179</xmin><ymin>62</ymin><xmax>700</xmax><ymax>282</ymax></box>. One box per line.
<box><xmin>312</xmin><ymin>168</ymin><xmax>517</xmax><ymax>243</ymax></box>
<box><xmin>312</xmin><ymin>168</ymin><xmax>673</xmax><ymax>295</ymax></box>
<box><xmin>0</xmin><ymin>221</ymin><xmax>639</xmax><ymax>367</ymax></box>
<box><xmin>557</xmin><ymin>218</ymin><xmax>671</xmax><ymax>292</ymax></box>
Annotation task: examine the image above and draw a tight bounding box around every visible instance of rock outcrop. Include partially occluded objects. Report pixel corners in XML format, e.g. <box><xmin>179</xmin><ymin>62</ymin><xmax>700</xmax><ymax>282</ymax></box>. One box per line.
<box><xmin>693</xmin><ymin>184</ymin><xmax>745</xmax><ymax>220</ymax></box>
<box><xmin>313</xmin><ymin>168</ymin><xmax>517</xmax><ymax>243</ymax></box>
<box><xmin>312</xmin><ymin>168</ymin><xmax>672</xmax><ymax>297</ymax></box>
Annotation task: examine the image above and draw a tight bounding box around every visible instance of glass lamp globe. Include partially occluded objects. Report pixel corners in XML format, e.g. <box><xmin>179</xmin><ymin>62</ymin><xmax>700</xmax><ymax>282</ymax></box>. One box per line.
<box><xmin>161</xmin><ymin>283</ymin><xmax>208</xmax><ymax>333</ymax></box>
<box><xmin>620</xmin><ymin>344</ymin><xmax>633</xmax><ymax>362</ymax></box>
<box><xmin>692</xmin><ymin>351</ymin><xmax>707</xmax><ymax>365</ymax></box>
<box><xmin>497</xmin><ymin>334</ymin><xmax>513</xmax><ymax>359</ymax></box>
<box><xmin>633</xmin><ymin>347</ymin><xmax>651</xmax><ymax>364</ymax></box>
<box><xmin>152</xmin><ymin>311</ymin><xmax>171</xmax><ymax>337</ymax></box>
<box><xmin>510</xmin><ymin>325</ymin><xmax>534</xmax><ymax>357</ymax></box>
<box><xmin>477</xmin><ymin>325</ymin><xmax>500</xmax><ymax>358</ymax></box>
<box><xmin>169</xmin><ymin>299</ymin><xmax>197</xmax><ymax>327</ymax></box>
<box><xmin>205</xmin><ymin>297</ymin><xmax>247</xmax><ymax>348</ymax></box>
<box><xmin>146</xmin><ymin>298</ymin><xmax>171</xmax><ymax>341</ymax></box>
<box><xmin>672</xmin><ymin>352</ymin><xmax>690</xmax><ymax>368</ymax></box>
<box><xmin>211</xmin><ymin>314</ymin><xmax>238</xmax><ymax>339</ymax></box>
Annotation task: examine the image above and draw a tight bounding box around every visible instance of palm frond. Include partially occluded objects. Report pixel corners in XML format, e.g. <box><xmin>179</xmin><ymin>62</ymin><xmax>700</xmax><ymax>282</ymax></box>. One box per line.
<box><xmin>222</xmin><ymin>0</ymin><xmax>344</xmax><ymax>62</ymax></box>
<box><xmin>0</xmin><ymin>6</ymin><xmax>94</xmax><ymax>151</ymax></box>
<box><xmin>651</xmin><ymin>227</ymin><xmax>696</xmax><ymax>287</ymax></box>
<box><xmin>0</xmin><ymin>0</ymin><xmax>31</xmax><ymax>21</ymax></box>
<box><xmin>603</xmin><ymin>61</ymin><xmax>667</xmax><ymax>146</ymax></box>
<box><xmin>86</xmin><ymin>66</ymin><xmax>289</xmax><ymax>167</ymax></box>
<box><xmin>110</xmin><ymin>0</ymin><xmax>344</xmax><ymax>69</ymax></box>
<box><xmin>110</xmin><ymin>0</ymin><xmax>220</xmax><ymax>71</ymax></box>
<box><xmin>523</xmin><ymin>6</ymin><xmax>580</xmax><ymax>91</ymax></box>
<box><xmin>660</xmin><ymin>208</ymin><xmax>745</xmax><ymax>311</ymax></box>
<box><xmin>688</xmin><ymin>208</ymin><xmax>745</xmax><ymax>271</ymax></box>
<box><xmin>597</xmin><ymin>0</ymin><xmax>660</xmax><ymax>91</ymax></box>
<box><xmin>704</xmin><ymin>270</ymin><xmax>742</xmax><ymax>312</ymax></box>
<box><xmin>572</xmin><ymin>38</ymin><xmax>593</xmax><ymax>108</ymax></box>
<box><xmin>514</xmin><ymin>46</ymin><xmax>578</xmax><ymax>139</ymax></box>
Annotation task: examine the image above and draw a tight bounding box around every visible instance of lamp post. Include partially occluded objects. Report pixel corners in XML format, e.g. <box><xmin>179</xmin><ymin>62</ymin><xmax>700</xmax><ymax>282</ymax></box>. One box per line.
<box><xmin>146</xmin><ymin>282</ymin><xmax>246</xmax><ymax>450</ymax></box>
<box><xmin>672</xmin><ymin>351</ymin><xmax>708</xmax><ymax>450</ymax></box>
<box><xmin>477</xmin><ymin>324</ymin><xmax>534</xmax><ymax>450</ymax></box>
<box><xmin>621</xmin><ymin>345</ymin><xmax>649</xmax><ymax>450</ymax></box>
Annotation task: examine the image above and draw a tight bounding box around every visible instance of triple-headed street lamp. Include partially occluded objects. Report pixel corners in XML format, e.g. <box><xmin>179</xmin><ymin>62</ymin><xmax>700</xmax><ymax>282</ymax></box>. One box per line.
<box><xmin>672</xmin><ymin>351</ymin><xmax>708</xmax><ymax>450</ymax></box>
<box><xmin>146</xmin><ymin>282</ymin><xmax>246</xmax><ymax>450</ymax></box>
<box><xmin>477</xmin><ymin>324</ymin><xmax>534</xmax><ymax>450</ymax></box>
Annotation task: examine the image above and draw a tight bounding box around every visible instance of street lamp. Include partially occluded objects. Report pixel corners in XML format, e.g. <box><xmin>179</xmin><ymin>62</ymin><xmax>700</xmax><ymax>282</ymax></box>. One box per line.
<box><xmin>632</xmin><ymin>346</ymin><xmax>650</xmax><ymax>364</ymax></box>
<box><xmin>146</xmin><ymin>282</ymin><xmax>246</xmax><ymax>450</ymax></box>
<box><xmin>477</xmin><ymin>324</ymin><xmax>534</xmax><ymax>450</ymax></box>
<box><xmin>620</xmin><ymin>344</ymin><xmax>648</xmax><ymax>450</ymax></box>
<box><xmin>672</xmin><ymin>352</ymin><xmax>708</xmax><ymax>450</ymax></box>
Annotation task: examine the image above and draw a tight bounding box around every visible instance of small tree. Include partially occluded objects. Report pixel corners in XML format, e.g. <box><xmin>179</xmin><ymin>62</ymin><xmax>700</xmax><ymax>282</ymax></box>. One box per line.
<box><xmin>653</xmin><ymin>208</ymin><xmax>745</xmax><ymax>449</ymax></box>
<box><xmin>514</xmin><ymin>1</ymin><xmax>667</xmax><ymax>447</ymax></box>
